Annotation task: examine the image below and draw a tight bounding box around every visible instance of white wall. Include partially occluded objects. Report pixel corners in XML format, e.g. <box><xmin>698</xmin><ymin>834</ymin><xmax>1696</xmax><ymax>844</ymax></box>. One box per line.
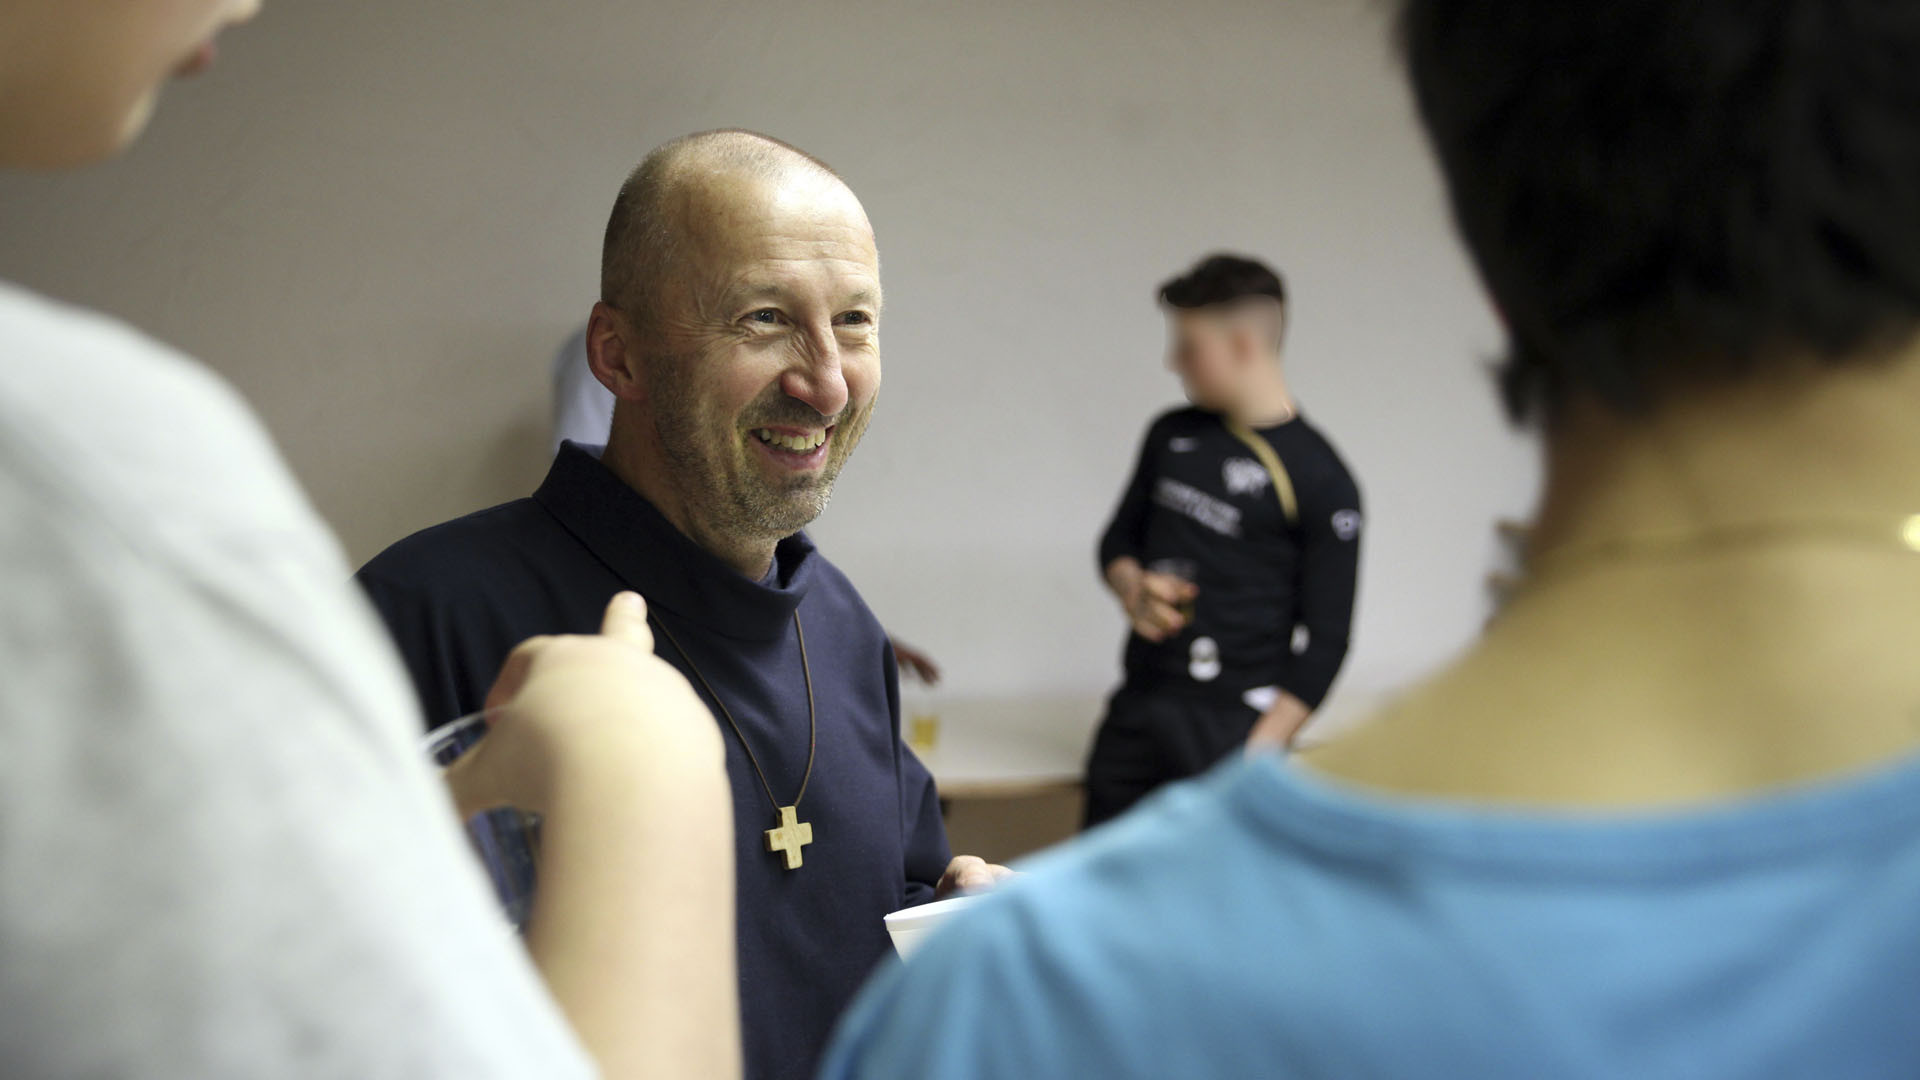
<box><xmin>0</xmin><ymin>0</ymin><xmax>1537</xmax><ymax>711</ymax></box>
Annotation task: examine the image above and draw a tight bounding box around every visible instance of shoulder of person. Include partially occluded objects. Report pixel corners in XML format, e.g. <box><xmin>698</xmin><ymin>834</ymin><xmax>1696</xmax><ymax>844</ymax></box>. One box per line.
<box><xmin>356</xmin><ymin>498</ymin><xmax>553</xmax><ymax>600</ymax></box>
<box><xmin>0</xmin><ymin>282</ymin><xmax>343</xmax><ymax>569</ymax></box>
<box><xmin>1149</xmin><ymin>405</ymin><xmax>1213</xmax><ymax>435</ymax></box>
<box><xmin>1281</xmin><ymin>414</ymin><xmax>1353</xmax><ymax>463</ymax></box>
<box><xmin>790</xmin><ymin>540</ymin><xmax>888</xmax><ymax>637</ymax></box>
<box><xmin>1281</xmin><ymin>416</ymin><xmax>1362</xmax><ymax>504</ymax></box>
<box><xmin>0</xmin><ymin>283</ymin><xmax>425</xmax><ymax>757</ymax></box>
<box><xmin>1127</xmin><ymin>406</ymin><xmax>1214</xmax><ymax>458</ymax></box>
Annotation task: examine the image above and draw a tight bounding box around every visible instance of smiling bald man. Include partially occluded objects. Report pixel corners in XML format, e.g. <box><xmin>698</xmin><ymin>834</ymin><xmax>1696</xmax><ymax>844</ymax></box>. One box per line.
<box><xmin>357</xmin><ymin>130</ymin><xmax>1007</xmax><ymax>1080</ymax></box>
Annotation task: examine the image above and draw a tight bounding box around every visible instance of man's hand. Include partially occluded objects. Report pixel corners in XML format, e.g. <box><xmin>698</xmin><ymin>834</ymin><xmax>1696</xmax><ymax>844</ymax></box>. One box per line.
<box><xmin>1245</xmin><ymin>692</ymin><xmax>1312</xmax><ymax>755</ymax></box>
<box><xmin>443</xmin><ymin>591</ymin><xmax>721</xmax><ymax>820</ymax></box>
<box><xmin>935</xmin><ymin>855</ymin><xmax>1016</xmax><ymax>899</ymax></box>
<box><xmin>1105</xmin><ymin>557</ymin><xmax>1196</xmax><ymax>643</ymax></box>
<box><xmin>889</xmin><ymin>638</ymin><xmax>942</xmax><ymax>686</ymax></box>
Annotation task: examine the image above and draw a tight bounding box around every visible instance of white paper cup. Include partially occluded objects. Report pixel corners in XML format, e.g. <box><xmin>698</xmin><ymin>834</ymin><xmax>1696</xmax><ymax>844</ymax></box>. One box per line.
<box><xmin>884</xmin><ymin>894</ymin><xmax>985</xmax><ymax>959</ymax></box>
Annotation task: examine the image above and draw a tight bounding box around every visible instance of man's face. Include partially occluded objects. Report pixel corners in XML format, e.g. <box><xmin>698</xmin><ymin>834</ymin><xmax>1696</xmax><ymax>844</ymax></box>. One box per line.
<box><xmin>644</xmin><ymin>170</ymin><xmax>883</xmax><ymax>547</ymax></box>
<box><xmin>0</xmin><ymin>0</ymin><xmax>259</xmax><ymax>168</ymax></box>
<box><xmin>1168</xmin><ymin>309</ymin><xmax>1242</xmax><ymax>411</ymax></box>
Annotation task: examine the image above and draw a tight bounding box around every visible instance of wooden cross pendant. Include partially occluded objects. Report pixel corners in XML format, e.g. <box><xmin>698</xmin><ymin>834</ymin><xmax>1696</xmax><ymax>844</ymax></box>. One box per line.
<box><xmin>765</xmin><ymin>805</ymin><xmax>814</xmax><ymax>870</ymax></box>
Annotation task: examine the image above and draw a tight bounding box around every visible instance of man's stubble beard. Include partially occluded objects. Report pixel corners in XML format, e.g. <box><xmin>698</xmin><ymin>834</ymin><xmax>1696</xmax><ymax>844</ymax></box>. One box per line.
<box><xmin>650</xmin><ymin>361</ymin><xmax>874</xmax><ymax>547</ymax></box>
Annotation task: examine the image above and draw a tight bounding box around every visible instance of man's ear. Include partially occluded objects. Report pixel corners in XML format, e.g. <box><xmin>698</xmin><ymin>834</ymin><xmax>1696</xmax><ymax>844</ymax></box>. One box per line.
<box><xmin>587</xmin><ymin>301</ymin><xmax>648</xmax><ymax>401</ymax></box>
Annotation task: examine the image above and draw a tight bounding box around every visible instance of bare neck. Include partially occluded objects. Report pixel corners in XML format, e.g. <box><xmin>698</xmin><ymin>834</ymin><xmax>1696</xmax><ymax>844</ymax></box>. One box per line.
<box><xmin>1304</xmin><ymin>347</ymin><xmax>1920</xmax><ymax>807</ymax></box>
<box><xmin>1531</xmin><ymin>350</ymin><xmax>1920</xmax><ymax>556</ymax></box>
<box><xmin>600</xmin><ymin>419</ymin><xmax>778</xmax><ymax>581</ymax></box>
<box><xmin>1225</xmin><ymin>361</ymin><xmax>1297</xmax><ymax>428</ymax></box>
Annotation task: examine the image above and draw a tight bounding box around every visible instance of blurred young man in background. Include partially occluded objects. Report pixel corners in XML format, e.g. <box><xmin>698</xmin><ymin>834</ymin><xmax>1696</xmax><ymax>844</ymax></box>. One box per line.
<box><xmin>1085</xmin><ymin>254</ymin><xmax>1362</xmax><ymax>827</ymax></box>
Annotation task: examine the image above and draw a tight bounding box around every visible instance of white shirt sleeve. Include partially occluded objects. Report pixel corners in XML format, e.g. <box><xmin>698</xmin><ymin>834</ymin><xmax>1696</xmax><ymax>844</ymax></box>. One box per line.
<box><xmin>0</xmin><ymin>284</ymin><xmax>596</xmax><ymax>1079</ymax></box>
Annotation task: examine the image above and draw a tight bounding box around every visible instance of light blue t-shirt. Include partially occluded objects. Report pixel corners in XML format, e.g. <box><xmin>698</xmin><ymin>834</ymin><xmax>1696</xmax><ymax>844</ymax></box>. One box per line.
<box><xmin>819</xmin><ymin>751</ymin><xmax>1920</xmax><ymax>1079</ymax></box>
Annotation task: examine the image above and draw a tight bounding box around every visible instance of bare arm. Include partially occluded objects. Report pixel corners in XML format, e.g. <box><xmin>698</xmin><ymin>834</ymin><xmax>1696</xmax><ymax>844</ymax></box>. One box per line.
<box><xmin>447</xmin><ymin>593</ymin><xmax>739</xmax><ymax>1080</ymax></box>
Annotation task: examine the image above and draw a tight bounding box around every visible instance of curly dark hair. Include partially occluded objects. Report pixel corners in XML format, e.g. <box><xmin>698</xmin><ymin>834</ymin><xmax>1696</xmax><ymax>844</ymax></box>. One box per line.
<box><xmin>1400</xmin><ymin>0</ymin><xmax>1920</xmax><ymax>423</ymax></box>
<box><xmin>1158</xmin><ymin>254</ymin><xmax>1287</xmax><ymax>311</ymax></box>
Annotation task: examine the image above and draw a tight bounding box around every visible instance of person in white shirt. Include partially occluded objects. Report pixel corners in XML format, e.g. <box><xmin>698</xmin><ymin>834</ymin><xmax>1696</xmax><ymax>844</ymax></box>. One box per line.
<box><xmin>0</xmin><ymin>2</ymin><xmax>739</xmax><ymax>1078</ymax></box>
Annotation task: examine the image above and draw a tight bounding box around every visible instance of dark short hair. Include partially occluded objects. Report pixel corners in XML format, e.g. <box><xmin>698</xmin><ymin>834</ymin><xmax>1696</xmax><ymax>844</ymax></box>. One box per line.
<box><xmin>1158</xmin><ymin>254</ymin><xmax>1287</xmax><ymax>311</ymax></box>
<box><xmin>1400</xmin><ymin>1</ymin><xmax>1920</xmax><ymax>423</ymax></box>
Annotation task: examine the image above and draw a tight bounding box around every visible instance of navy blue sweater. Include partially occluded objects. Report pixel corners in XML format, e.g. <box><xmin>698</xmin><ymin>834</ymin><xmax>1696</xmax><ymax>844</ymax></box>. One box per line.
<box><xmin>357</xmin><ymin>443</ymin><xmax>950</xmax><ymax>1080</ymax></box>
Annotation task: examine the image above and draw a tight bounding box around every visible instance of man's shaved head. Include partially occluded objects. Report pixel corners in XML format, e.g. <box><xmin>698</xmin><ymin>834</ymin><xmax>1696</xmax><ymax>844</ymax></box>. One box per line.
<box><xmin>600</xmin><ymin>129</ymin><xmax>848</xmax><ymax>331</ymax></box>
<box><xmin>586</xmin><ymin>129</ymin><xmax>883</xmax><ymax>577</ymax></box>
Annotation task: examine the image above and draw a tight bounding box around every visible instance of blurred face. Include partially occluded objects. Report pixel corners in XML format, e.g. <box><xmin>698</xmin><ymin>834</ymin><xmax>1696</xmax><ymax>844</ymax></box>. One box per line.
<box><xmin>1168</xmin><ymin>309</ymin><xmax>1244</xmax><ymax>411</ymax></box>
<box><xmin>0</xmin><ymin>0</ymin><xmax>259</xmax><ymax>168</ymax></box>
<box><xmin>643</xmin><ymin>168</ymin><xmax>883</xmax><ymax>546</ymax></box>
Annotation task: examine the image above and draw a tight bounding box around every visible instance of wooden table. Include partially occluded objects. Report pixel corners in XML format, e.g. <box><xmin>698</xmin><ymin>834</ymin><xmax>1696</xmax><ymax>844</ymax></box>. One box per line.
<box><xmin>903</xmin><ymin>696</ymin><xmax>1102</xmax><ymax>862</ymax></box>
<box><xmin>906</xmin><ymin>697</ymin><xmax>1097</xmax><ymax>795</ymax></box>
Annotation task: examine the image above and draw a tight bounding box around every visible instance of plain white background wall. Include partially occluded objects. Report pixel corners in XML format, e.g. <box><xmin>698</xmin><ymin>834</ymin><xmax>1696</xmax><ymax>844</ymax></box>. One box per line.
<box><xmin>0</xmin><ymin>0</ymin><xmax>1536</xmax><ymax>712</ymax></box>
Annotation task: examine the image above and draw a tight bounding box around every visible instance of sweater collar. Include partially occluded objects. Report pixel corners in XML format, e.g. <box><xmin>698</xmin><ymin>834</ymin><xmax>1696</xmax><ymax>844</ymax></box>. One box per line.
<box><xmin>534</xmin><ymin>442</ymin><xmax>814</xmax><ymax>642</ymax></box>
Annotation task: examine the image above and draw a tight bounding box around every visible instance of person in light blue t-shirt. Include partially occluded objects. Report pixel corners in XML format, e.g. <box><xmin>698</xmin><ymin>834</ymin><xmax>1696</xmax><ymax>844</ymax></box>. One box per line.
<box><xmin>828</xmin><ymin>754</ymin><xmax>1920</xmax><ymax>1079</ymax></box>
<box><xmin>818</xmin><ymin>1</ymin><xmax>1920</xmax><ymax>1077</ymax></box>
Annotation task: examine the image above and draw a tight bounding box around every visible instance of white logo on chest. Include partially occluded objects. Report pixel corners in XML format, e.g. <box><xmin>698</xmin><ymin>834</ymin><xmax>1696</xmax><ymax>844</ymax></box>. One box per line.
<box><xmin>1189</xmin><ymin>636</ymin><xmax>1221</xmax><ymax>682</ymax></box>
<box><xmin>1222</xmin><ymin>458</ymin><xmax>1270</xmax><ymax>497</ymax></box>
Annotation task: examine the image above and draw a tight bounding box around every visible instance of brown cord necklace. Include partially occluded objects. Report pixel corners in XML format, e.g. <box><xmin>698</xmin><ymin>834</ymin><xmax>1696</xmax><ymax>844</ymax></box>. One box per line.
<box><xmin>651</xmin><ymin>611</ymin><xmax>818</xmax><ymax>870</ymax></box>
